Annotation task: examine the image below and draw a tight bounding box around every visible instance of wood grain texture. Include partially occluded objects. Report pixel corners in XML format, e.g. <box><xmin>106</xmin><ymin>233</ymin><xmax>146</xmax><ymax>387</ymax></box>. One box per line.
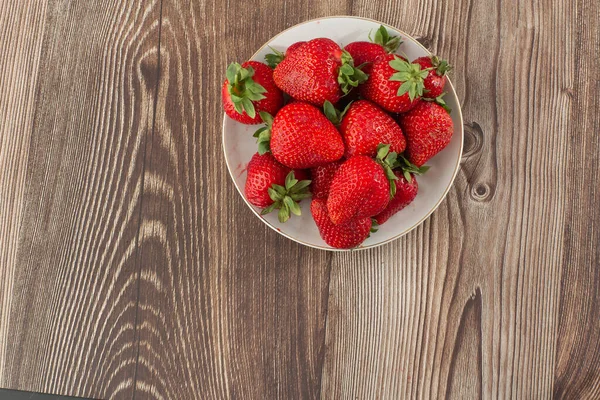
<box><xmin>131</xmin><ymin>1</ymin><xmax>338</xmax><ymax>398</ymax></box>
<box><xmin>0</xmin><ymin>0</ymin><xmax>48</xmax><ymax>382</ymax></box>
<box><xmin>0</xmin><ymin>0</ymin><xmax>161</xmax><ymax>398</ymax></box>
<box><xmin>1</xmin><ymin>0</ymin><xmax>599</xmax><ymax>399</ymax></box>
<box><xmin>321</xmin><ymin>0</ymin><xmax>599</xmax><ymax>398</ymax></box>
<box><xmin>554</xmin><ymin>0</ymin><xmax>600</xmax><ymax>398</ymax></box>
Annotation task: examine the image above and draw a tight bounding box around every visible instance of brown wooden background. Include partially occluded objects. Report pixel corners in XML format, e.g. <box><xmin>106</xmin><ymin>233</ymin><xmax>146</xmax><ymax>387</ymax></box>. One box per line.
<box><xmin>2</xmin><ymin>0</ymin><xmax>600</xmax><ymax>399</ymax></box>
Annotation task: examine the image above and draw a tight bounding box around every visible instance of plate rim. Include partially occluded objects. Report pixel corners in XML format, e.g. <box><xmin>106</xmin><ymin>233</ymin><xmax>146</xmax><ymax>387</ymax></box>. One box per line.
<box><xmin>222</xmin><ymin>15</ymin><xmax>464</xmax><ymax>252</ymax></box>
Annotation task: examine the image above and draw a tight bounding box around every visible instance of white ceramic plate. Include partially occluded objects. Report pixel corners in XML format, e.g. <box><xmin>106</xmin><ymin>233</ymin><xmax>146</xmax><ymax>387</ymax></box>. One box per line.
<box><xmin>222</xmin><ymin>16</ymin><xmax>464</xmax><ymax>251</ymax></box>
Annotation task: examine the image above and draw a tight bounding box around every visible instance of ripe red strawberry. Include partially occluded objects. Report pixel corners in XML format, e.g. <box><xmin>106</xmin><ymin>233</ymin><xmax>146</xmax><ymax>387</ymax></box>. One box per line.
<box><xmin>285</xmin><ymin>42</ymin><xmax>306</xmax><ymax>55</ymax></box>
<box><xmin>311</xmin><ymin>198</ymin><xmax>372</xmax><ymax>249</ymax></box>
<box><xmin>327</xmin><ymin>145</ymin><xmax>400</xmax><ymax>225</ymax></box>
<box><xmin>254</xmin><ymin>103</ymin><xmax>345</xmax><ymax>169</ymax></box>
<box><xmin>344</xmin><ymin>25</ymin><xmax>402</xmax><ymax>74</ymax></box>
<box><xmin>244</xmin><ymin>152</ymin><xmax>311</xmax><ymax>222</ymax></box>
<box><xmin>265</xmin><ymin>42</ymin><xmax>308</xmax><ymax>68</ymax></box>
<box><xmin>360</xmin><ymin>54</ymin><xmax>428</xmax><ymax>113</ymax></box>
<box><xmin>273</xmin><ymin>38</ymin><xmax>368</xmax><ymax>106</ymax></box>
<box><xmin>398</xmin><ymin>101</ymin><xmax>453</xmax><ymax>167</ymax></box>
<box><xmin>344</xmin><ymin>44</ymin><xmax>385</xmax><ymax>76</ymax></box>
<box><xmin>374</xmin><ymin>172</ymin><xmax>418</xmax><ymax>224</ymax></box>
<box><xmin>245</xmin><ymin>153</ymin><xmax>288</xmax><ymax>207</ymax></box>
<box><xmin>310</xmin><ymin>161</ymin><xmax>343</xmax><ymax>199</ymax></box>
<box><xmin>413</xmin><ymin>55</ymin><xmax>452</xmax><ymax>99</ymax></box>
<box><xmin>286</xmin><ymin>41</ymin><xmax>306</xmax><ymax>55</ymax></box>
<box><xmin>222</xmin><ymin>61</ymin><xmax>283</xmax><ymax>124</ymax></box>
<box><xmin>337</xmin><ymin>100</ymin><xmax>406</xmax><ymax>158</ymax></box>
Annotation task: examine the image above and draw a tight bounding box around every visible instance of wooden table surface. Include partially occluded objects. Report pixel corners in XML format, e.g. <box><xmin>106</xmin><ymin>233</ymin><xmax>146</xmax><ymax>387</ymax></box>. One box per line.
<box><xmin>2</xmin><ymin>0</ymin><xmax>600</xmax><ymax>399</ymax></box>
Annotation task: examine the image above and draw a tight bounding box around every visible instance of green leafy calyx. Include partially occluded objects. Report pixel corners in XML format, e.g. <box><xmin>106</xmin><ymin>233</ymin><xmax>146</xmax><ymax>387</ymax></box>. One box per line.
<box><xmin>388</xmin><ymin>56</ymin><xmax>429</xmax><ymax>101</ymax></box>
<box><xmin>253</xmin><ymin>112</ymin><xmax>274</xmax><ymax>155</ymax></box>
<box><xmin>431</xmin><ymin>55</ymin><xmax>452</xmax><ymax>76</ymax></box>
<box><xmin>260</xmin><ymin>171</ymin><xmax>312</xmax><ymax>223</ymax></box>
<box><xmin>370</xmin><ymin>218</ymin><xmax>379</xmax><ymax>233</ymax></box>
<box><xmin>424</xmin><ymin>92</ymin><xmax>452</xmax><ymax>114</ymax></box>
<box><xmin>375</xmin><ymin>143</ymin><xmax>430</xmax><ymax>197</ymax></box>
<box><xmin>396</xmin><ymin>155</ymin><xmax>430</xmax><ymax>183</ymax></box>
<box><xmin>366</xmin><ymin>218</ymin><xmax>379</xmax><ymax>239</ymax></box>
<box><xmin>375</xmin><ymin>143</ymin><xmax>401</xmax><ymax>198</ymax></box>
<box><xmin>264</xmin><ymin>46</ymin><xmax>285</xmax><ymax>69</ymax></box>
<box><xmin>369</xmin><ymin>25</ymin><xmax>403</xmax><ymax>53</ymax></box>
<box><xmin>323</xmin><ymin>100</ymin><xmax>353</xmax><ymax>125</ymax></box>
<box><xmin>338</xmin><ymin>51</ymin><xmax>369</xmax><ymax>94</ymax></box>
<box><xmin>226</xmin><ymin>62</ymin><xmax>267</xmax><ymax>119</ymax></box>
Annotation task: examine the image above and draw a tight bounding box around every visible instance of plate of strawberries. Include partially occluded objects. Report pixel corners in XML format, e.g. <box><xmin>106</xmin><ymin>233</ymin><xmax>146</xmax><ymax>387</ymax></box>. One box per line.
<box><xmin>222</xmin><ymin>16</ymin><xmax>463</xmax><ymax>250</ymax></box>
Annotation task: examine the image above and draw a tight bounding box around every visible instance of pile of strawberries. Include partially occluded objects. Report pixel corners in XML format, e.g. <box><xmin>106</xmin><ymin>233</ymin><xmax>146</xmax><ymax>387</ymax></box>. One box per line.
<box><xmin>222</xmin><ymin>26</ymin><xmax>454</xmax><ymax>249</ymax></box>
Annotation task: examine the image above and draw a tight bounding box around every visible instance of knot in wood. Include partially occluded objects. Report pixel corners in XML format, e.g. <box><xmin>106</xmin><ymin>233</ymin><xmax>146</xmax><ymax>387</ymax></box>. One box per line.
<box><xmin>471</xmin><ymin>183</ymin><xmax>492</xmax><ymax>202</ymax></box>
<box><xmin>462</xmin><ymin>121</ymin><xmax>484</xmax><ymax>158</ymax></box>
